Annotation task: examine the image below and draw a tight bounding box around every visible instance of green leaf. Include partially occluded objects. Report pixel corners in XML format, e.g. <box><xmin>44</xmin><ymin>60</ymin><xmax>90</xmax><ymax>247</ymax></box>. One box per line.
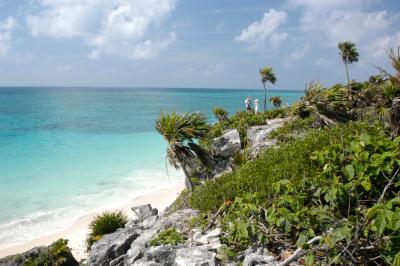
<box><xmin>344</xmin><ymin>164</ymin><xmax>355</xmax><ymax>180</ymax></box>
<box><xmin>371</xmin><ymin>209</ymin><xmax>387</xmax><ymax>234</ymax></box>
<box><xmin>305</xmin><ymin>253</ymin><xmax>315</xmax><ymax>266</ymax></box>
<box><xmin>393</xmin><ymin>251</ymin><xmax>400</xmax><ymax>266</ymax></box>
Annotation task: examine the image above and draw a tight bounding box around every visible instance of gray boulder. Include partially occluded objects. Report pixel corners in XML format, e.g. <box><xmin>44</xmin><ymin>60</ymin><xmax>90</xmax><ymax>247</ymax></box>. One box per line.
<box><xmin>211</xmin><ymin>129</ymin><xmax>241</xmax><ymax>158</ymax></box>
<box><xmin>87</xmin><ymin>227</ymin><xmax>141</xmax><ymax>266</ymax></box>
<box><xmin>132</xmin><ymin>204</ymin><xmax>158</xmax><ymax>222</ymax></box>
<box><xmin>247</xmin><ymin>117</ymin><xmax>291</xmax><ymax>155</ymax></box>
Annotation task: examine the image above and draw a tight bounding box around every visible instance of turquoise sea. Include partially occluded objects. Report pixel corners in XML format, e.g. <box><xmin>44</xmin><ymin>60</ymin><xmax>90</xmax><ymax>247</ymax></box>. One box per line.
<box><xmin>0</xmin><ymin>87</ymin><xmax>303</xmax><ymax>250</ymax></box>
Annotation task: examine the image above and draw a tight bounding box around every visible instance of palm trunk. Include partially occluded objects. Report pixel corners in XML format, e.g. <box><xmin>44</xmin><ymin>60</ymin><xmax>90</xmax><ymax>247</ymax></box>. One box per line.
<box><xmin>181</xmin><ymin>163</ymin><xmax>194</xmax><ymax>191</ymax></box>
<box><xmin>345</xmin><ymin>62</ymin><xmax>350</xmax><ymax>86</ymax></box>
<box><xmin>263</xmin><ymin>83</ymin><xmax>267</xmax><ymax>113</ymax></box>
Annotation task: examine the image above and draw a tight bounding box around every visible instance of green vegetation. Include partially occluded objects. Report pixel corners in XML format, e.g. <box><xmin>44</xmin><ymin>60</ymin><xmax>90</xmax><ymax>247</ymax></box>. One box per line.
<box><xmin>150</xmin><ymin>227</ymin><xmax>187</xmax><ymax>246</ymax></box>
<box><xmin>260</xmin><ymin>66</ymin><xmax>277</xmax><ymax>112</ymax></box>
<box><xmin>158</xmin><ymin>44</ymin><xmax>400</xmax><ymax>265</ymax></box>
<box><xmin>269</xmin><ymin>96</ymin><xmax>282</xmax><ymax>108</ymax></box>
<box><xmin>212</xmin><ymin>107</ymin><xmax>229</xmax><ymax>123</ymax></box>
<box><xmin>23</xmin><ymin>239</ymin><xmax>73</xmax><ymax>266</ymax></box>
<box><xmin>86</xmin><ymin>211</ymin><xmax>128</xmax><ymax>250</ymax></box>
<box><xmin>155</xmin><ymin>112</ymin><xmax>211</xmax><ymax>190</ymax></box>
<box><xmin>338</xmin><ymin>41</ymin><xmax>359</xmax><ymax>85</ymax></box>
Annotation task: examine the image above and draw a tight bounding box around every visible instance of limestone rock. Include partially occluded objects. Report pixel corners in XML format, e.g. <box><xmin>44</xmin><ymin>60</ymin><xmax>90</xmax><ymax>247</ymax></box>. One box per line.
<box><xmin>242</xmin><ymin>247</ymin><xmax>277</xmax><ymax>266</ymax></box>
<box><xmin>211</xmin><ymin>129</ymin><xmax>241</xmax><ymax>158</ymax></box>
<box><xmin>174</xmin><ymin>247</ymin><xmax>216</xmax><ymax>266</ymax></box>
<box><xmin>87</xmin><ymin>227</ymin><xmax>141</xmax><ymax>266</ymax></box>
<box><xmin>132</xmin><ymin>204</ymin><xmax>158</xmax><ymax>222</ymax></box>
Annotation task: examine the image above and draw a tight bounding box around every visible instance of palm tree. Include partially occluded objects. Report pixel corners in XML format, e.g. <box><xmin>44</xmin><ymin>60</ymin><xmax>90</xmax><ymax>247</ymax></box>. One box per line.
<box><xmin>260</xmin><ymin>67</ymin><xmax>277</xmax><ymax>112</ymax></box>
<box><xmin>155</xmin><ymin>112</ymin><xmax>211</xmax><ymax>191</ymax></box>
<box><xmin>338</xmin><ymin>41</ymin><xmax>359</xmax><ymax>85</ymax></box>
<box><xmin>212</xmin><ymin>107</ymin><xmax>229</xmax><ymax>123</ymax></box>
<box><xmin>269</xmin><ymin>96</ymin><xmax>282</xmax><ymax>108</ymax></box>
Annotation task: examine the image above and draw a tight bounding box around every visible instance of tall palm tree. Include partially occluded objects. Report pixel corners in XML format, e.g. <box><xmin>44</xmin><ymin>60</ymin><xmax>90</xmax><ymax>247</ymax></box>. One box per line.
<box><xmin>338</xmin><ymin>41</ymin><xmax>359</xmax><ymax>85</ymax></box>
<box><xmin>269</xmin><ymin>96</ymin><xmax>282</xmax><ymax>108</ymax></box>
<box><xmin>260</xmin><ymin>67</ymin><xmax>277</xmax><ymax>112</ymax></box>
<box><xmin>155</xmin><ymin>112</ymin><xmax>211</xmax><ymax>191</ymax></box>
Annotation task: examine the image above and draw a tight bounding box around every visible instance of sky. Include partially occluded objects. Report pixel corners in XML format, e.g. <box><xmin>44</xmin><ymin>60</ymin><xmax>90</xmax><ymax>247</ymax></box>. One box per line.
<box><xmin>0</xmin><ymin>0</ymin><xmax>399</xmax><ymax>89</ymax></box>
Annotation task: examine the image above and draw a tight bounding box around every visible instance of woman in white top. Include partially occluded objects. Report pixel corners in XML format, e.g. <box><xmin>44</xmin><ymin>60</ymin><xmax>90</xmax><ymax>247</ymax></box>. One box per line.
<box><xmin>244</xmin><ymin>96</ymin><xmax>252</xmax><ymax>112</ymax></box>
<box><xmin>254</xmin><ymin>99</ymin><xmax>259</xmax><ymax>114</ymax></box>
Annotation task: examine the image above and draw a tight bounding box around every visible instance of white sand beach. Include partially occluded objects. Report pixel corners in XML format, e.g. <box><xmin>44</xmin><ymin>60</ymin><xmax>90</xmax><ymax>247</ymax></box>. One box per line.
<box><xmin>0</xmin><ymin>183</ymin><xmax>185</xmax><ymax>261</ymax></box>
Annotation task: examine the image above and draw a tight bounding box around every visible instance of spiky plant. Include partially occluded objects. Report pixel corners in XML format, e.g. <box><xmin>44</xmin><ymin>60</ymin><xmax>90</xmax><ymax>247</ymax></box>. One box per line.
<box><xmin>260</xmin><ymin>67</ymin><xmax>277</xmax><ymax>112</ymax></box>
<box><xmin>269</xmin><ymin>96</ymin><xmax>282</xmax><ymax>108</ymax></box>
<box><xmin>212</xmin><ymin>107</ymin><xmax>229</xmax><ymax>123</ymax></box>
<box><xmin>338</xmin><ymin>41</ymin><xmax>359</xmax><ymax>85</ymax></box>
<box><xmin>86</xmin><ymin>211</ymin><xmax>128</xmax><ymax>250</ymax></box>
<box><xmin>294</xmin><ymin>82</ymin><xmax>350</xmax><ymax>125</ymax></box>
<box><xmin>156</xmin><ymin>112</ymin><xmax>212</xmax><ymax>190</ymax></box>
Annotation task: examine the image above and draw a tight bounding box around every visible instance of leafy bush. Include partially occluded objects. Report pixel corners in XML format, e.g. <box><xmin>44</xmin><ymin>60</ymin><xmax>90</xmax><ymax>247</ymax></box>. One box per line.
<box><xmin>150</xmin><ymin>227</ymin><xmax>187</xmax><ymax>246</ymax></box>
<box><xmin>23</xmin><ymin>239</ymin><xmax>73</xmax><ymax>266</ymax></box>
<box><xmin>86</xmin><ymin>211</ymin><xmax>128</xmax><ymax>249</ymax></box>
<box><xmin>190</xmin><ymin>121</ymin><xmax>400</xmax><ymax>264</ymax></box>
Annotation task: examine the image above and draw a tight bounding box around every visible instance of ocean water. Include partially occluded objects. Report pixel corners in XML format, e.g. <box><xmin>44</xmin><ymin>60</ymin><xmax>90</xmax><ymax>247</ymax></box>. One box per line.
<box><xmin>0</xmin><ymin>87</ymin><xmax>303</xmax><ymax>250</ymax></box>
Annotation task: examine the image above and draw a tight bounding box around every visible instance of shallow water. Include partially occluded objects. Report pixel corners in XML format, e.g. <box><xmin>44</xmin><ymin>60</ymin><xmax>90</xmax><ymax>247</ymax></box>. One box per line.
<box><xmin>0</xmin><ymin>87</ymin><xmax>303</xmax><ymax>249</ymax></box>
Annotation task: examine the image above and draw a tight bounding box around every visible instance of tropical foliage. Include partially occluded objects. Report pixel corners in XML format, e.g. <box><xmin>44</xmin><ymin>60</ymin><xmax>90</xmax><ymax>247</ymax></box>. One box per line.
<box><xmin>86</xmin><ymin>211</ymin><xmax>128</xmax><ymax>249</ymax></box>
<box><xmin>212</xmin><ymin>107</ymin><xmax>229</xmax><ymax>123</ymax></box>
<box><xmin>23</xmin><ymin>239</ymin><xmax>74</xmax><ymax>266</ymax></box>
<box><xmin>338</xmin><ymin>41</ymin><xmax>359</xmax><ymax>85</ymax></box>
<box><xmin>269</xmin><ymin>96</ymin><xmax>282</xmax><ymax>108</ymax></box>
<box><xmin>150</xmin><ymin>227</ymin><xmax>187</xmax><ymax>246</ymax></box>
<box><xmin>156</xmin><ymin>112</ymin><xmax>210</xmax><ymax>190</ymax></box>
<box><xmin>260</xmin><ymin>66</ymin><xmax>277</xmax><ymax>112</ymax></box>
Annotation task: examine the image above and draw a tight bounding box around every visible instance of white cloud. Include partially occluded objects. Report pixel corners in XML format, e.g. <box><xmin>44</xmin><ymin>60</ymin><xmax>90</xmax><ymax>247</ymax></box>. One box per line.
<box><xmin>27</xmin><ymin>0</ymin><xmax>177</xmax><ymax>60</ymax></box>
<box><xmin>289</xmin><ymin>0</ymin><xmax>397</xmax><ymax>47</ymax></box>
<box><xmin>0</xmin><ymin>16</ymin><xmax>16</xmax><ymax>56</ymax></box>
<box><xmin>235</xmin><ymin>9</ymin><xmax>288</xmax><ymax>53</ymax></box>
<box><xmin>216</xmin><ymin>21</ymin><xmax>227</xmax><ymax>32</ymax></box>
<box><xmin>289</xmin><ymin>43</ymin><xmax>310</xmax><ymax>61</ymax></box>
<box><xmin>367</xmin><ymin>32</ymin><xmax>400</xmax><ymax>59</ymax></box>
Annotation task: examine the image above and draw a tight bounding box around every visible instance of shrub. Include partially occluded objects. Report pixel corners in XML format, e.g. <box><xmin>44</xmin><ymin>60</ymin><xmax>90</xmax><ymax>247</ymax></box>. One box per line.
<box><xmin>23</xmin><ymin>239</ymin><xmax>73</xmax><ymax>266</ymax></box>
<box><xmin>86</xmin><ymin>211</ymin><xmax>128</xmax><ymax>249</ymax></box>
<box><xmin>150</xmin><ymin>227</ymin><xmax>187</xmax><ymax>246</ymax></box>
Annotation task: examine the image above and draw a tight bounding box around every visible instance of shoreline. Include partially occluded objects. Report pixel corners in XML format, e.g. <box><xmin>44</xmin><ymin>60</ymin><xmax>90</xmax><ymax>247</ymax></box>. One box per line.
<box><xmin>0</xmin><ymin>182</ymin><xmax>185</xmax><ymax>261</ymax></box>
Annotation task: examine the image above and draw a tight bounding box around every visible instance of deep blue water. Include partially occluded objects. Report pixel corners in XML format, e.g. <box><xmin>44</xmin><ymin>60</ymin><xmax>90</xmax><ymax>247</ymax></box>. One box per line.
<box><xmin>0</xmin><ymin>87</ymin><xmax>303</xmax><ymax>249</ymax></box>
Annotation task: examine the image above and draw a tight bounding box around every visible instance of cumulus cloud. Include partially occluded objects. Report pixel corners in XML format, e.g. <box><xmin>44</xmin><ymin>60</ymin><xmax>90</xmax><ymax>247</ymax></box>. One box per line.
<box><xmin>289</xmin><ymin>0</ymin><xmax>397</xmax><ymax>47</ymax></box>
<box><xmin>0</xmin><ymin>16</ymin><xmax>16</xmax><ymax>56</ymax></box>
<box><xmin>235</xmin><ymin>9</ymin><xmax>288</xmax><ymax>53</ymax></box>
<box><xmin>27</xmin><ymin>0</ymin><xmax>177</xmax><ymax>59</ymax></box>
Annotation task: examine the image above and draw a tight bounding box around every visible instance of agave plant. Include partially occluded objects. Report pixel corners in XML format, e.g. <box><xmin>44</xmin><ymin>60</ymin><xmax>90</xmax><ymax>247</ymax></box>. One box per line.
<box><xmin>212</xmin><ymin>107</ymin><xmax>229</xmax><ymax>123</ymax></box>
<box><xmin>269</xmin><ymin>96</ymin><xmax>282</xmax><ymax>108</ymax></box>
<box><xmin>156</xmin><ymin>112</ymin><xmax>213</xmax><ymax>190</ymax></box>
<box><xmin>86</xmin><ymin>211</ymin><xmax>128</xmax><ymax>250</ymax></box>
<box><xmin>260</xmin><ymin>66</ymin><xmax>277</xmax><ymax>112</ymax></box>
<box><xmin>294</xmin><ymin>82</ymin><xmax>350</xmax><ymax>125</ymax></box>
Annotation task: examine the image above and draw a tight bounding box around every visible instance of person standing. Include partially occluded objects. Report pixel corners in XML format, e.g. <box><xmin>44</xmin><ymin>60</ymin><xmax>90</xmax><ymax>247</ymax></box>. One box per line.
<box><xmin>245</xmin><ymin>96</ymin><xmax>252</xmax><ymax>113</ymax></box>
<box><xmin>254</xmin><ymin>99</ymin><xmax>259</xmax><ymax>114</ymax></box>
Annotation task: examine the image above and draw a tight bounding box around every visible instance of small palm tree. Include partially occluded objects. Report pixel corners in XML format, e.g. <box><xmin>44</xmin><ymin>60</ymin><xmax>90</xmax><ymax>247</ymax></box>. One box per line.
<box><xmin>338</xmin><ymin>41</ymin><xmax>359</xmax><ymax>85</ymax></box>
<box><xmin>269</xmin><ymin>96</ymin><xmax>282</xmax><ymax>108</ymax></box>
<box><xmin>156</xmin><ymin>112</ymin><xmax>211</xmax><ymax>191</ymax></box>
<box><xmin>212</xmin><ymin>107</ymin><xmax>229</xmax><ymax>123</ymax></box>
<box><xmin>260</xmin><ymin>67</ymin><xmax>277</xmax><ymax>112</ymax></box>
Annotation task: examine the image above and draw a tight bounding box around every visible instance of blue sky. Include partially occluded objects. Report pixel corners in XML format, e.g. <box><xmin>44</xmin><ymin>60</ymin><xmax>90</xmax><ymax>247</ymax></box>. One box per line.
<box><xmin>0</xmin><ymin>0</ymin><xmax>399</xmax><ymax>89</ymax></box>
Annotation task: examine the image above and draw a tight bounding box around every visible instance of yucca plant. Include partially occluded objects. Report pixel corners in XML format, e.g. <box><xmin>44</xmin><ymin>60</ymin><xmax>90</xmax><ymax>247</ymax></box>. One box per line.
<box><xmin>212</xmin><ymin>107</ymin><xmax>229</xmax><ymax>123</ymax></box>
<box><xmin>86</xmin><ymin>211</ymin><xmax>128</xmax><ymax>250</ymax></box>
<box><xmin>156</xmin><ymin>112</ymin><xmax>213</xmax><ymax>190</ymax></box>
<box><xmin>294</xmin><ymin>82</ymin><xmax>350</xmax><ymax>125</ymax></box>
<box><xmin>260</xmin><ymin>66</ymin><xmax>277</xmax><ymax>112</ymax></box>
<box><xmin>269</xmin><ymin>96</ymin><xmax>282</xmax><ymax>108</ymax></box>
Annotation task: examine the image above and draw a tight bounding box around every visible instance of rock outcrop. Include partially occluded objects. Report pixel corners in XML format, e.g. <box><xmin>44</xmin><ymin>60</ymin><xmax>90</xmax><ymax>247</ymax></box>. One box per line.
<box><xmin>247</xmin><ymin>117</ymin><xmax>291</xmax><ymax>156</ymax></box>
<box><xmin>211</xmin><ymin>129</ymin><xmax>241</xmax><ymax>158</ymax></box>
